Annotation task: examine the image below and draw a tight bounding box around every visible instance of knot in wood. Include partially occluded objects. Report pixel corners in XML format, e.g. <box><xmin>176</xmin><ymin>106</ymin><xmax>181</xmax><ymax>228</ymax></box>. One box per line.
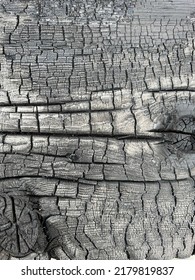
<box><xmin>0</xmin><ymin>194</ymin><xmax>39</xmax><ymax>257</ymax></box>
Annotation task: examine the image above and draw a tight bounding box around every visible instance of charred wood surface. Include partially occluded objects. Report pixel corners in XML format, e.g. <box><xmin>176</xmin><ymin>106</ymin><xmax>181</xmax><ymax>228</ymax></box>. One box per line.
<box><xmin>0</xmin><ymin>0</ymin><xmax>195</xmax><ymax>259</ymax></box>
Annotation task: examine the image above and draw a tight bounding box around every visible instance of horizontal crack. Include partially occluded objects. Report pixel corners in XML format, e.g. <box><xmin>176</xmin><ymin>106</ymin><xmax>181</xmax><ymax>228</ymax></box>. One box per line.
<box><xmin>149</xmin><ymin>129</ymin><xmax>195</xmax><ymax>137</ymax></box>
<box><xmin>0</xmin><ymin>99</ymin><xmax>90</xmax><ymax>107</ymax></box>
<box><xmin>0</xmin><ymin>175</ymin><xmax>190</xmax><ymax>183</ymax></box>
<box><xmin>0</xmin><ymin>131</ymin><xmax>162</xmax><ymax>141</ymax></box>
<box><xmin>91</xmin><ymin>87</ymin><xmax>123</xmax><ymax>92</ymax></box>
<box><xmin>145</xmin><ymin>88</ymin><xmax>195</xmax><ymax>93</ymax></box>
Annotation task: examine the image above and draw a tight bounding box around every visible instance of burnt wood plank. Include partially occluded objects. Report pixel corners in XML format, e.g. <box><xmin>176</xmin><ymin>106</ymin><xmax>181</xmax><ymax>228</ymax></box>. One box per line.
<box><xmin>0</xmin><ymin>0</ymin><xmax>195</xmax><ymax>260</ymax></box>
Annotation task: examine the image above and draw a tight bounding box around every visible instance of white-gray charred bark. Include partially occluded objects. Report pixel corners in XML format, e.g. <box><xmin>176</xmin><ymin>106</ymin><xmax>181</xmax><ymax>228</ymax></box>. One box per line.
<box><xmin>0</xmin><ymin>0</ymin><xmax>195</xmax><ymax>259</ymax></box>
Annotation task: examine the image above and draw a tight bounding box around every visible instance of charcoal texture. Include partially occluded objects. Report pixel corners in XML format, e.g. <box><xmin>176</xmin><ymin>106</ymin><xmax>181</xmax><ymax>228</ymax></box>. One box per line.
<box><xmin>0</xmin><ymin>0</ymin><xmax>195</xmax><ymax>259</ymax></box>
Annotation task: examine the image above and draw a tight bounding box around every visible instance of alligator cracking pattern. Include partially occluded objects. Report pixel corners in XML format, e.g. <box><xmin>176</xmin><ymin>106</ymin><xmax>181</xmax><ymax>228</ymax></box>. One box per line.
<box><xmin>0</xmin><ymin>0</ymin><xmax>195</xmax><ymax>260</ymax></box>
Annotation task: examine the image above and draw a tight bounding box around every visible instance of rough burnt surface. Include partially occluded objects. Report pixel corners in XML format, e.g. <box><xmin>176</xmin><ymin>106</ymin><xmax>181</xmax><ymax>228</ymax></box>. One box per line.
<box><xmin>0</xmin><ymin>0</ymin><xmax>195</xmax><ymax>259</ymax></box>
